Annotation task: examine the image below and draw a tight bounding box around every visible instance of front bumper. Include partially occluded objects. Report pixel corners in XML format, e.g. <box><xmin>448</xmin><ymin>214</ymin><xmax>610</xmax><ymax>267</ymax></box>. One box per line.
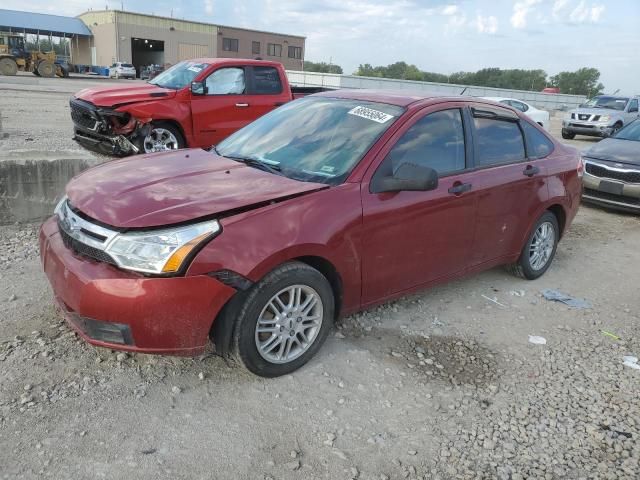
<box><xmin>582</xmin><ymin>172</ymin><xmax>640</xmax><ymax>213</ymax></box>
<box><xmin>39</xmin><ymin>217</ymin><xmax>236</xmax><ymax>355</ymax></box>
<box><xmin>562</xmin><ymin>121</ymin><xmax>613</xmax><ymax>137</ymax></box>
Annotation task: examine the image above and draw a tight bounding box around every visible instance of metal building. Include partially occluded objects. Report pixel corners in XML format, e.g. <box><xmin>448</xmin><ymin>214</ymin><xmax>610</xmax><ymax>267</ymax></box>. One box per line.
<box><xmin>74</xmin><ymin>10</ymin><xmax>305</xmax><ymax>72</ymax></box>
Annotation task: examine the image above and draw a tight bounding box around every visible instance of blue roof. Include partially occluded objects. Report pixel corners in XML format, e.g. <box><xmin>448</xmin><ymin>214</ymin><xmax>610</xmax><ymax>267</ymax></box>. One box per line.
<box><xmin>0</xmin><ymin>9</ymin><xmax>92</xmax><ymax>36</ymax></box>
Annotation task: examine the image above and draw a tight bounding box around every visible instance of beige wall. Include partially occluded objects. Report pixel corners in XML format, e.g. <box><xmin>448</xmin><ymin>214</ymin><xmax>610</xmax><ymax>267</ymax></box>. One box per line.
<box><xmin>216</xmin><ymin>26</ymin><xmax>305</xmax><ymax>70</ymax></box>
<box><xmin>89</xmin><ymin>23</ymin><xmax>117</xmax><ymax>67</ymax></box>
<box><xmin>70</xmin><ymin>36</ymin><xmax>91</xmax><ymax>65</ymax></box>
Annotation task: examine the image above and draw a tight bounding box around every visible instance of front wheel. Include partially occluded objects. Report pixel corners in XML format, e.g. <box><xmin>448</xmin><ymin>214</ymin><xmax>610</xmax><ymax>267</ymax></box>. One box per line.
<box><xmin>561</xmin><ymin>129</ymin><xmax>575</xmax><ymax>140</ymax></box>
<box><xmin>232</xmin><ymin>262</ymin><xmax>335</xmax><ymax>377</ymax></box>
<box><xmin>508</xmin><ymin>211</ymin><xmax>559</xmax><ymax>280</ymax></box>
<box><xmin>137</xmin><ymin>122</ymin><xmax>185</xmax><ymax>154</ymax></box>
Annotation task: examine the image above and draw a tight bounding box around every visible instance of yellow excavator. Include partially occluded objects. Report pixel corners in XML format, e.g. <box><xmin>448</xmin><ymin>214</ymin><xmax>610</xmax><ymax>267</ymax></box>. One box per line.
<box><xmin>0</xmin><ymin>32</ymin><xmax>69</xmax><ymax>78</ymax></box>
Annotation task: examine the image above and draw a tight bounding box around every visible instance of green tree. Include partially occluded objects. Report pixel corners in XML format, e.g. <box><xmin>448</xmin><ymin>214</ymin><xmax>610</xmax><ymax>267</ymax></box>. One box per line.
<box><xmin>549</xmin><ymin>68</ymin><xmax>604</xmax><ymax>96</ymax></box>
<box><xmin>303</xmin><ymin>60</ymin><xmax>343</xmax><ymax>74</ymax></box>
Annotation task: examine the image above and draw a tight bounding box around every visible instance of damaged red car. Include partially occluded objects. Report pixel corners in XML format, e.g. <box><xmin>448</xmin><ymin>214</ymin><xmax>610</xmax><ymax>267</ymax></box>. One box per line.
<box><xmin>41</xmin><ymin>91</ymin><xmax>582</xmax><ymax>377</ymax></box>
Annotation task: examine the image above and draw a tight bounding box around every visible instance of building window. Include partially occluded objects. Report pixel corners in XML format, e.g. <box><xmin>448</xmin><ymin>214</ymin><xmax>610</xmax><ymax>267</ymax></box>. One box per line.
<box><xmin>223</xmin><ymin>38</ymin><xmax>239</xmax><ymax>52</ymax></box>
<box><xmin>267</xmin><ymin>43</ymin><xmax>282</xmax><ymax>57</ymax></box>
<box><xmin>288</xmin><ymin>46</ymin><xmax>302</xmax><ymax>59</ymax></box>
<box><xmin>252</xmin><ymin>41</ymin><xmax>260</xmax><ymax>55</ymax></box>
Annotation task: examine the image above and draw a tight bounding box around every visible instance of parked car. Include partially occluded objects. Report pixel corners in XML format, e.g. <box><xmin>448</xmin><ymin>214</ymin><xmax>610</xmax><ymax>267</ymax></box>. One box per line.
<box><xmin>582</xmin><ymin>119</ymin><xmax>640</xmax><ymax>212</ymax></box>
<box><xmin>70</xmin><ymin>58</ymin><xmax>328</xmax><ymax>156</ymax></box>
<box><xmin>109</xmin><ymin>62</ymin><xmax>136</xmax><ymax>80</ymax></box>
<box><xmin>482</xmin><ymin>97</ymin><xmax>550</xmax><ymax>131</ymax></box>
<box><xmin>562</xmin><ymin>95</ymin><xmax>640</xmax><ymax>139</ymax></box>
<box><xmin>41</xmin><ymin>91</ymin><xmax>583</xmax><ymax>377</ymax></box>
<box><xmin>140</xmin><ymin>64</ymin><xmax>163</xmax><ymax>80</ymax></box>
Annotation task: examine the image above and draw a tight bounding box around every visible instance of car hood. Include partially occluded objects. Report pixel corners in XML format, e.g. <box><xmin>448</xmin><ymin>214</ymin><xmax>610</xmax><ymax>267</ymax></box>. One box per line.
<box><xmin>66</xmin><ymin>149</ymin><xmax>328</xmax><ymax>229</ymax></box>
<box><xmin>74</xmin><ymin>83</ymin><xmax>177</xmax><ymax>107</ymax></box>
<box><xmin>570</xmin><ymin>107</ymin><xmax>621</xmax><ymax>117</ymax></box>
<box><xmin>584</xmin><ymin>138</ymin><xmax>640</xmax><ymax>166</ymax></box>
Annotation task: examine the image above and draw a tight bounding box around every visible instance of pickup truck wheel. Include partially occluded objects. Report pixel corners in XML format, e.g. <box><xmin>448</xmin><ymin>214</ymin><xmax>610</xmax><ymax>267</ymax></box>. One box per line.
<box><xmin>232</xmin><ymin>262</ymin><xmax>334</xmax><ymax>377</ymax></box>
<box><xmin>508</xmin><ymin>212</ymin><xmax>559</xmax><ymax>280</ymax></box>
<box><xmin>139</xmin><ymin>123</ymin><xmax>185</xmax><ymax>154</ymax></box>
<box><xmin>561</xmin><ymin>129</ymin><xmax>575</xmax><ymax>140</ymax></box>
<box><xmin>608</xmin><ymin>122</ymin><xmax>623</xmax><ymax>137</ymax></box>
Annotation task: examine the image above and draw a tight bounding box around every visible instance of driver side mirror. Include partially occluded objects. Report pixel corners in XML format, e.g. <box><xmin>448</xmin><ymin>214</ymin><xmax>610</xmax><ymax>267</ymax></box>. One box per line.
<box><xmin>191</xmin><ymin>81</ymin><xmax>207</xmax><ymax>95</ymax></box>
<box><xmin>372</xmin><ymin>163</ymin><xmax>439</xmax><ymax>194</ymax></box>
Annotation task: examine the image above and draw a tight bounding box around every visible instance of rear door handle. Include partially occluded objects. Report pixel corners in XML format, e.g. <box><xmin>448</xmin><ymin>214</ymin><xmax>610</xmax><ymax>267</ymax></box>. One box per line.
<box><xmin>235</xmin><ymin>103</ymin><xmax>249</xmax><ymax>108</ymax></box>
<box><xmin>448</xmin><ymin>182</ymin><xmax>472</xmax><ymax>195</ymax></box>
<box><xmin>523</xmin><ymin>165</ymin><xmax>540</xmax><ymax>177</ymax></box>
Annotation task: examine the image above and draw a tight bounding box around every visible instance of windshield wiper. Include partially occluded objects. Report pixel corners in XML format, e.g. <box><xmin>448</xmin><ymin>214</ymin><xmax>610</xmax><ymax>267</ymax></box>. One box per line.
<box><xmin>223</xmin><ymin>155</ymin><xmax>283</xmax><ymax>176</ymax></box>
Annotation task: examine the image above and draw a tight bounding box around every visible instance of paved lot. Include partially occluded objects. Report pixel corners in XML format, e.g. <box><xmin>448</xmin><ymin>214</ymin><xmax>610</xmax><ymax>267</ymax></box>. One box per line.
<box><xmin>1</xmin><ymin>76</ymin><xmax>639</xmax><ymax>479</ymax></box>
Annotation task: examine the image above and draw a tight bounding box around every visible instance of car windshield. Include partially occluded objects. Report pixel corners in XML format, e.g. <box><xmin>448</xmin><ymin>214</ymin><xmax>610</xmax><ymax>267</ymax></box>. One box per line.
<box><xmin>149</xmin><ymin>61</ymin><xmax>208</xmax><ymax>90</ymax></box>
<box><xmin>215</xmin><ymin>97</ymin><xmax>405</xmax><ymax>185</ymax></box>
<box><xmin>582</xmin><ymin>96</ymin><xmax>629</xmax><ymax>111</ymax></box>
<box><xmin>614</xmin><ymin>120</ymin><xmax>640</xmax><ymax>141</ymax></box>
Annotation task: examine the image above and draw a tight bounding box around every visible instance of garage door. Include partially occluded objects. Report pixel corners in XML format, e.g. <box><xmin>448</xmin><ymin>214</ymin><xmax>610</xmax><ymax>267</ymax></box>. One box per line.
<box><xmin>178</xmin><ymin>43</ymin><xmax>209</xmax><ymax>61</ymax></box>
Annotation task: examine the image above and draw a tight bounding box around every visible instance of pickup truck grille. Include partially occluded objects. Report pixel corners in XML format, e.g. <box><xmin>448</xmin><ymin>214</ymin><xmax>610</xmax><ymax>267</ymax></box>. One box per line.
<box><xmin>70</xmin><ymin>99</ymin><xmax>98</xmax><ymax>131</ymax></box>
<box><xmin>586</xmin><ymin>163</ymin><xmax>640</xmax><ymax>184</ymax></box>
<box><xmin>578</xmin><ymin>114</ymin><xmax>591</xmax><ymax>121</ymax></box>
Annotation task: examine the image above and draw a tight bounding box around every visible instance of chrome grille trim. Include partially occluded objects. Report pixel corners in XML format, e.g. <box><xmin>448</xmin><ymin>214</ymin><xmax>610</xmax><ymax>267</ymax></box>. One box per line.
<box><xmin>57</xmin><ymin>200</ymin><xmax>119</xmax><ymax>252</ymax></box>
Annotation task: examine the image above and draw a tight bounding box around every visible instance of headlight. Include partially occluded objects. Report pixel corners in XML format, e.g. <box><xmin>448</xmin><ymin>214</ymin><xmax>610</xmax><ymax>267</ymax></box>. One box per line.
<box><xmin>105</xmin><ymin>220</ymin><xmax>220</xmax><ymax>274</ymax></box>
<box><xmin>599</xmin><ymin>115</ymin><xmax>610</xmax><ymax>123</ymax></box>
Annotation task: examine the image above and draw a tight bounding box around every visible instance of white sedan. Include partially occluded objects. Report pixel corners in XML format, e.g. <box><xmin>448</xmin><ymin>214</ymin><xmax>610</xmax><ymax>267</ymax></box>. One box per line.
<box><xmin>482</xmin><ymin>97</ymin><xmax>550</xmax><ymax>131</ymax></box>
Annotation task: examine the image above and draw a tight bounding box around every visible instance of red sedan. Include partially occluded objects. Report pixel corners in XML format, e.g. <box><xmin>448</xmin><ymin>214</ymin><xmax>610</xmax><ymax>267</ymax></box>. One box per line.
<box><xmin>40</xmin><ymin>90</ymin><xmax>583</xmax><ymax>377</ymax></box>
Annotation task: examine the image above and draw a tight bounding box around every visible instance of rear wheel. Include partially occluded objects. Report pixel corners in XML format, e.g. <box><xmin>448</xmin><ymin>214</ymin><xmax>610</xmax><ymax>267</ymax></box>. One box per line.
<box><xmin>37</xmin><ymin>60</ymin><xmax>55</xmax><ymax>77</ymax></box>
<box><xmin>561</xmin><ymin>129</ymin><xmax>575</xmax><ymax>140</ymax></box>
<box><xmin>0</xmin><ymin>57</ymin><xmax>18</xmax><ymax>76</ymax></box>
<box><xmin>231</xmin><ymin>262</ymin><xmax>334</xmax><ymax>377</ymax></box>
<box><xmin>508</xmin><ymin>211</ymin><xmax>559</xmax><ymax>280</ymax></box>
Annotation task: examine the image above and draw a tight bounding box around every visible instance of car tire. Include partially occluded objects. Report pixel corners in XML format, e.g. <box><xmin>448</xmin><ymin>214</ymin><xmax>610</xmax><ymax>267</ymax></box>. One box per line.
<box><xmin>561</xmin><ymin>129</ymin><xmax>575</xmax><ymax>140</ymax></box>
<box><xmin>136</xmin><ymin>122</ymin><xmax>185</xmax><ymax>154</ymax></box>
<box><xmin>508</xmin><ymin>211</ymin><xmax>559</xmax><ymax>280</ymax></box>
<box><xmin>607</xmin><ymin>122</ymin><xmax>623</xmax><ymax>137</ymax></box>
<box><xmin>231</xmin><ymin>261</ymin><xmax>335</xmax><ymax>377</ymax></box>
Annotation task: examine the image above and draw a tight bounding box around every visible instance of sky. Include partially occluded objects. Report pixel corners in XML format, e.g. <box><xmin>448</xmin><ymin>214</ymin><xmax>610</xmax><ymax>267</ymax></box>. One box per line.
<box><xmin>4</xmin><ymin>0</ymin><xmax>639</xmax><ymax>94</ymax></box>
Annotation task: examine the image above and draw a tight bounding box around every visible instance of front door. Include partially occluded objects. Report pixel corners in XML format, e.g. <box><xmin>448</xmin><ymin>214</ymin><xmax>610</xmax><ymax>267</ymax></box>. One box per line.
<box><xmin>190</xmin><ymin>66</ymin><xmax>252</xmax><ymax>147</ymax></box>
<box><xmin>361</xmin><ymin>106</ymin><xmax>478</xmax><ymax>305</ymax></box>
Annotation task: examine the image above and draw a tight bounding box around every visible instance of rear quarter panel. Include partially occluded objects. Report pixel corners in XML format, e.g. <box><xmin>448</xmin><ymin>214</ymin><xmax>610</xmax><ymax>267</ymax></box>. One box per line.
<box><xmin>187</xmin><ymin>183</ymin><xmax>364</xmax><ymax>316</ymax></box>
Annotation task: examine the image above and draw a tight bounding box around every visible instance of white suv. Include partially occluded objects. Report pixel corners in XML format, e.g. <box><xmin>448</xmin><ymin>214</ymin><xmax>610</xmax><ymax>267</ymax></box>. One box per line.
<box><xmin>109</xmin><ymin>62</ymin><xmax>136</xmax><ymax>80</ymax></box>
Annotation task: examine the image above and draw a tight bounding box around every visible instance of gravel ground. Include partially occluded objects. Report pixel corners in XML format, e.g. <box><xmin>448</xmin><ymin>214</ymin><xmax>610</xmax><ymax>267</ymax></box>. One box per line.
<box><xmin>1</xmin><ymin>77</ymin><xmax>639</xmax><ymax>479</ymax></box>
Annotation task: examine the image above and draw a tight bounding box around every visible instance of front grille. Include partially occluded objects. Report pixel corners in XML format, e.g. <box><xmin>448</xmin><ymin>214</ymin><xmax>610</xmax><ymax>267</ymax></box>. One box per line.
<box><xmin>70</xmin><ymin>99</ymin><xmax>98</xmax><ymax>130</ymax></box>
<box><xmin>585</xmin><ymin>163</ymin><xmax>640</xmax><ymax>183</ymax></box>
<box><xmin>584</xmin><ymin>188</ymin><xmax>640</xmax><ymax>206</ymax></box>
<box><xmin>58</xmin><ymin>221</ymin><xmax>117</xmax><ymax>265</ymax></box>
<box><xmin>578</xmin><ymin>114</ymin><xmax>591</xmax><ymax>121</ymax></box>
<box><xmin>571</xmin><ymin>113</ymin><xmax>576</xmax><ymax>120</ymax></box>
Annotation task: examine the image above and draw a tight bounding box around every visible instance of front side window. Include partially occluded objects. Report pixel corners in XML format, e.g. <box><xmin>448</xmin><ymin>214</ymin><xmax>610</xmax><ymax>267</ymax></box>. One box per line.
<box><xmin>628</xmin><ymin>99</ymin><xmax>638</xmax><ymax>113</ymax></box>
<box><xmin>474</xmin><ymin>117</ymin><xmax>525</xmax><ymax>166</ymax></box>
<box><xmin>288</xmin><ymin>46</ymin><xmax>302</xmax><ymax>59</ymax></box>
<box><xmin>216</xmin><ymin>98</ymin><xmax>405</xmax><ymax>185</ymax></box>
<box><xmin>521</xmin><ymin>121</ymin><xmax>554</xmax><ymax>159</ymax></box>
<box><xmin>252</xmin><ymin>41</ymin><xmax>260</xmax><ymax>55</ymax></box>
<box><xmin>377</xmin><ymin>109</ymin><xmax>466</xmax><ymax>177</ymax></box>
<box><xmin>251</xmin><ymin>66</ymin><xmax>282</xmax><ymax>94</ymax></box>
<box><xmin>223</xmin><ymin>38</ymin><xmax>239</xmax><ymax>52</ymax></box>
<box><xmin>267</xmin><ymin>43</ymin><xmax>282</xmax><ymax>57</ymax></box>
<box><xmin>205</xmin><ymin>67</ymin><xmax>245</xmax><ymax>95</ymax></box>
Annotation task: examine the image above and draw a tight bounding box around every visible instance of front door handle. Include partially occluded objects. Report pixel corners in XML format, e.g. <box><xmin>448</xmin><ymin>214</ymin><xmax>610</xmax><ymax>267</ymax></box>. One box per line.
<box><xmin>448</xmin><ymin>182</ymin><xmax>472</xmax><ymax>195</ymax></box>
<box><xmin>235</xmin><ymin>103</ymin><xmax>249</xmax><ymax>108</ymax></box>
<box><xmin>523</xmin><ymin>165</ymin><xmax>540</xmax><ymax>177</ymax></box>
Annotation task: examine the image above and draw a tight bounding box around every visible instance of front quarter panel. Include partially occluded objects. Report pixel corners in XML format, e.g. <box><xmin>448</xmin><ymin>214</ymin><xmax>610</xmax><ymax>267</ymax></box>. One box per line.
<box><xmin>187</xmin><ymin>183</ymin><xmax>364</xmax><ymax>315</ymax></box>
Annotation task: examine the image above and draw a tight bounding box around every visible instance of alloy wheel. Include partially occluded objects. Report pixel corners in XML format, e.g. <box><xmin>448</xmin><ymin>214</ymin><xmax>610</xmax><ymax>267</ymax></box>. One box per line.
<box><xmin>143</xmin><ymin>128</ymin><xmax>179</xmax><ymax>153</ymax></box>
<box><xmin>255</xmin><ymin>285</ymin><xmax>324</xmax><ymax>364</ymax></box>
<box><xmin>529</xmin><ymin>221</ymin><xmax>555</xmax><ymax>271</ymax></box>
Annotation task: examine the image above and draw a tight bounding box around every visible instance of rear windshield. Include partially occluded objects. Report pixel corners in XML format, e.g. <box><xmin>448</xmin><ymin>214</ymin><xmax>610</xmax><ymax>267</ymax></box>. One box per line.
<box><xmin>216</xmin><ymin>97</ymin><xmax>405</xmax><ymax>185</ymax></box>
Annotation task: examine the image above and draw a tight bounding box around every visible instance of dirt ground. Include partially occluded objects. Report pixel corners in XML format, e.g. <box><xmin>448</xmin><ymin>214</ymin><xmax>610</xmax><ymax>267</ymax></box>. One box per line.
<box><xmin>1</xmin><ymin>76</ymin><xmax>639</xmax><ymax>480</ymax></box>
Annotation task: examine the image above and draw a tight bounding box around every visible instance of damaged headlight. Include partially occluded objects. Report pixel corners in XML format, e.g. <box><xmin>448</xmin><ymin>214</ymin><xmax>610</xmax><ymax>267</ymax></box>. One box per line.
<box><xmin>105</xmin><ymin>220</ymin><xmax>221</xmax><ymax>274</ymax></box>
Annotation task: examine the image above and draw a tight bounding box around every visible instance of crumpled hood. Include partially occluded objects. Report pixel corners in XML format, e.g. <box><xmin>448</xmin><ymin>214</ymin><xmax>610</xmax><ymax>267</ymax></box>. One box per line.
<box><xmin>584</xmin><ymin>138</ymin><xmax>640</xmax><ymax>166</ymax></box>
<box><xmin>75</xmin><ymin>83</ymin><xmax>177</xmax><ymax>108</ymax></box>
<box><xmin>66</xmin><ymin>149</ymin><xmax>328</xmax><ymax>228</ymax></box>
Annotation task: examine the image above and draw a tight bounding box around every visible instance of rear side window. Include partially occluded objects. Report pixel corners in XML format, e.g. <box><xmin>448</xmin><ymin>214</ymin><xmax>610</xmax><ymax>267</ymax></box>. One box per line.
<box><xmin>521</xmin><ymin>121</ymin><xmax>554</xmax><ymax>158</ymax></box>
<box><xmin>251</xmin><ymin>66</ymin><xmax>283</xmax><ymax>94</ymax></box>
<box><xmin>473</xmin><ymin>117</ymin><xmax>525</xmax><ymax>166</ymax></box>
<box><xmin>379</xmin><ymin>109</ymin><xmax>466</xmax><ymax>177</ymax></box>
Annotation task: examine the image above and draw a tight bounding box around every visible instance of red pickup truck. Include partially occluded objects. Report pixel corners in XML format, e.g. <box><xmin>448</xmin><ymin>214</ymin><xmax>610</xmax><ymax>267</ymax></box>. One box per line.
<box><xmin>70</xmin><ymin>58</ymin><xmax>324</xmax><ymax>156</ymax></box>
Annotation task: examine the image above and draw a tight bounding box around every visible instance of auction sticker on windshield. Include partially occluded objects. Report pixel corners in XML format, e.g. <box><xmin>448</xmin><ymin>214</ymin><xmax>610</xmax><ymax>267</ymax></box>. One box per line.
<box><xmin>348</xmin><ymin>106</ymin><xmax>394</xmax><ymax>124</ymax></box>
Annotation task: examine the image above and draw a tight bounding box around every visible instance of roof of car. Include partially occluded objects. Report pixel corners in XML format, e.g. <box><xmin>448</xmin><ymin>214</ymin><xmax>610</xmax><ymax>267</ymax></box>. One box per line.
<box><xmin>187</xmin><ymin>58</ymin><xmax>283</xmax><ymax>67</ymax></box>
<box><xmin>312</xmin><ymin>89</ymin><xmax>460</xmax><ymax>107</ymax></box>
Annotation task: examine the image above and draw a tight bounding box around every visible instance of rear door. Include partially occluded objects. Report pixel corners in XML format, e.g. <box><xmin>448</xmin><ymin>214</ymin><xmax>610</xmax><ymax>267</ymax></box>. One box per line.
<box><xmin>190</xmin><ymin>66</ymin><xmax>252</xmax><ymax>147</ymax></box>
<box><xmin>467</xmin><ymin>105</ymin><xmax>549</xmax><ymax>266</ymax></box>
<box><xmin>245</xmin><ymin>66</ymin><xmax>292</xmax><ymax>118</ymax></box>
<box><xmin>361</xmin><ymin>104</ymin><xmax>478</xmax><ymax>304</ymax></box>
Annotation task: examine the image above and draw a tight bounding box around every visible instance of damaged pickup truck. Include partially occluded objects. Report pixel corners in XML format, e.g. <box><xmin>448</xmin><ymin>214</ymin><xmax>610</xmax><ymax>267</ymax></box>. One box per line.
<box><xmin>70</xmin><ymin>58</ymin><xmax>325</xmax><ymax>156</ymax></box>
